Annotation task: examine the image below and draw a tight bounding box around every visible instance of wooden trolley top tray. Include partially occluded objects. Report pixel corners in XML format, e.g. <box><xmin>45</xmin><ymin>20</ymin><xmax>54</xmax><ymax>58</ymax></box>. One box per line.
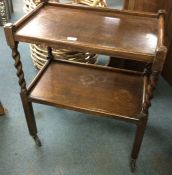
<box><xmin>13</xmin><ymin>2</ymin><xmax>162</xmax><ymax>62</ymax></box>
<box><xmin>28</xmin><ymin>59</ymin><xmax>145</xmax><ymax>122</ymax></box>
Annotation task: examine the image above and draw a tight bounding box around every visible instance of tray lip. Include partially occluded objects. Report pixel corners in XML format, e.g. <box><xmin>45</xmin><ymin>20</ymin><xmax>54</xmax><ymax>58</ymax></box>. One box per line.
<box><xmin>49</xmin><ymin>58</ymin><xmax>144</xmax><ymax>75</ymax></box>
<box><xmin>27</xmin><ymin>59</ymin><xmax>144</xmax><ymax>123</ymax></box>
<box><xmin>14</xmin><ymin>2</ymin><xmax>159</xmax><ymax>31</ymax></box>
<box><xmin>27</xmin><ymin>58</ymin><xmax>144</xmax><ymax>93</ymax></box>
<box><xmin>28</xmin><ymin>95</ymin><xmax>140</xmax><ymax>123</ymax></box>
<box><xmin>13</xmin><ymin>2</ymin><xmax>159</xmax><ymax>62</ymax></box>
<box><xmin>47</xmin><ymin>2</ymin><xmax>158</xmax><ymax>18</ymax></box>
<box><xmin>14</xmin><ymin>2</ymin><xmax>159</xmax><ymax>30</ymax></box>
<box><xmin>14</xmin><ymin>34</ymin><xmax>156</xmax><ymax>62</ymax></box>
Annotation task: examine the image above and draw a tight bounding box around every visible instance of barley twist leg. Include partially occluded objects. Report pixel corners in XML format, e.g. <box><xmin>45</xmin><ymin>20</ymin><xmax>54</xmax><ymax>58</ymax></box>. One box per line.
<box><xmin>11</xmin><ymin>42</ymin><xmax>41</xmax><ymax>146</ymax></box>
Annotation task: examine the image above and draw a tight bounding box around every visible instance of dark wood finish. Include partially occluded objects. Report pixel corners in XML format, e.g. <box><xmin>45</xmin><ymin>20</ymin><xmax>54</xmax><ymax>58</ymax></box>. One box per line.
<box><xmin>11</xmin><ymin>42</ymin><xmax>27</xmax><ymax>91</ymax></box>
<box><xmin>4</xmin><ymin>2</ymin><xmax>167</xmax><ymax>171</ymax></box>
<box><xmin>124</xmin><ymin>0</ymin><xmax>172</xmax><ymax>41</ymax></box>
<box><xmin>20</xmin><ymin>90</ymin><xmax>41</xmax><ymax>146</ymax></box>
<box><xmin>29</xmin><ymin>60</ymin><xmax>145</xmax><ymax>122</ymax></box>
<box><xmin>162</xmin><ymin>43</ymin><xmax>172</xmax><ymax>86</ymax></box>
<box><xmin>14</xmin><ymin>3</ymin><xmax>159</xmax><ymax>62</ymax></box>
<box><xmin>27</xmin><ymin>59</ymin><xmax>51</xmax><ymax>92</ymax></box>
<box><xmin>124</xmin><ymin>0</ymin><xmax>172</xmax><ymax>86</ymax></box>
<box><xmin>124</xmin><ymin>0</ymin><xmax>163</xmax><ymax>12</ymax></box>
<box><xmin>108</xmin><ymin>57</ymin><xmax>146</xmax><ymax>72</ymax></box>
<box><xmin>130</xmin><ymin>115</ymin><xmax>147</xmax><ymax>172</ymax></box>
<box><xmin>0</xmin><ymin>101</ymin><xmax>5</xmax><ymax>116</ymax></box>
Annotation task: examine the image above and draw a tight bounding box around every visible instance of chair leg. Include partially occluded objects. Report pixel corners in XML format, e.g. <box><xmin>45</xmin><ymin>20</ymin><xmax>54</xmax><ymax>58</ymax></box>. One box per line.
<box><xmin>130</xmin><ymin>118</ymin><xmax>148</xmax><ymax>172</ymax></box>
<box><xmin>20</xmin><ymin>91</ymin><xmax>41</xmax><ymax>146</ymax></box>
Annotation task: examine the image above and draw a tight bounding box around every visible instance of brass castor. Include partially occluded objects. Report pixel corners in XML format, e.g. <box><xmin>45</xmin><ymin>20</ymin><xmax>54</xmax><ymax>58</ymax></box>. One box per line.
<box><xmin>130</xmin><ymin>159</ymin><xmax>136</xmax><ymax>172</ymax></box>
<box><xmin>33</xmin><ymin>135</ymin><xmax>42</xmax><ymax>147</ymax></box>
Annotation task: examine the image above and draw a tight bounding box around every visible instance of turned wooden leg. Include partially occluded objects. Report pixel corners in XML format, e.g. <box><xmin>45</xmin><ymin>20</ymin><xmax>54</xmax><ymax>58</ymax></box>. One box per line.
<box><xmin>20</xmin><ymin>91</ymin><xmax>41</xmax><ymax>146</ymax></box>
<box><xmin>130</xmin><ymin>118</ymin><xmax>148</xmax><ymax>172</ymax></box>
<box><xmin>0</xmin><ymin>101</ymin><xmax>5</xmax><ymax>116</ymax></box>
<box><xmin>10</xmin><ymin>41</ymin><xmax>41</xmax><ymax>146</ymax></box>
<box><xmin>130</xmin><ymin>70</ymin><xmax>157</xmax><ymax>165</ymax></box>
